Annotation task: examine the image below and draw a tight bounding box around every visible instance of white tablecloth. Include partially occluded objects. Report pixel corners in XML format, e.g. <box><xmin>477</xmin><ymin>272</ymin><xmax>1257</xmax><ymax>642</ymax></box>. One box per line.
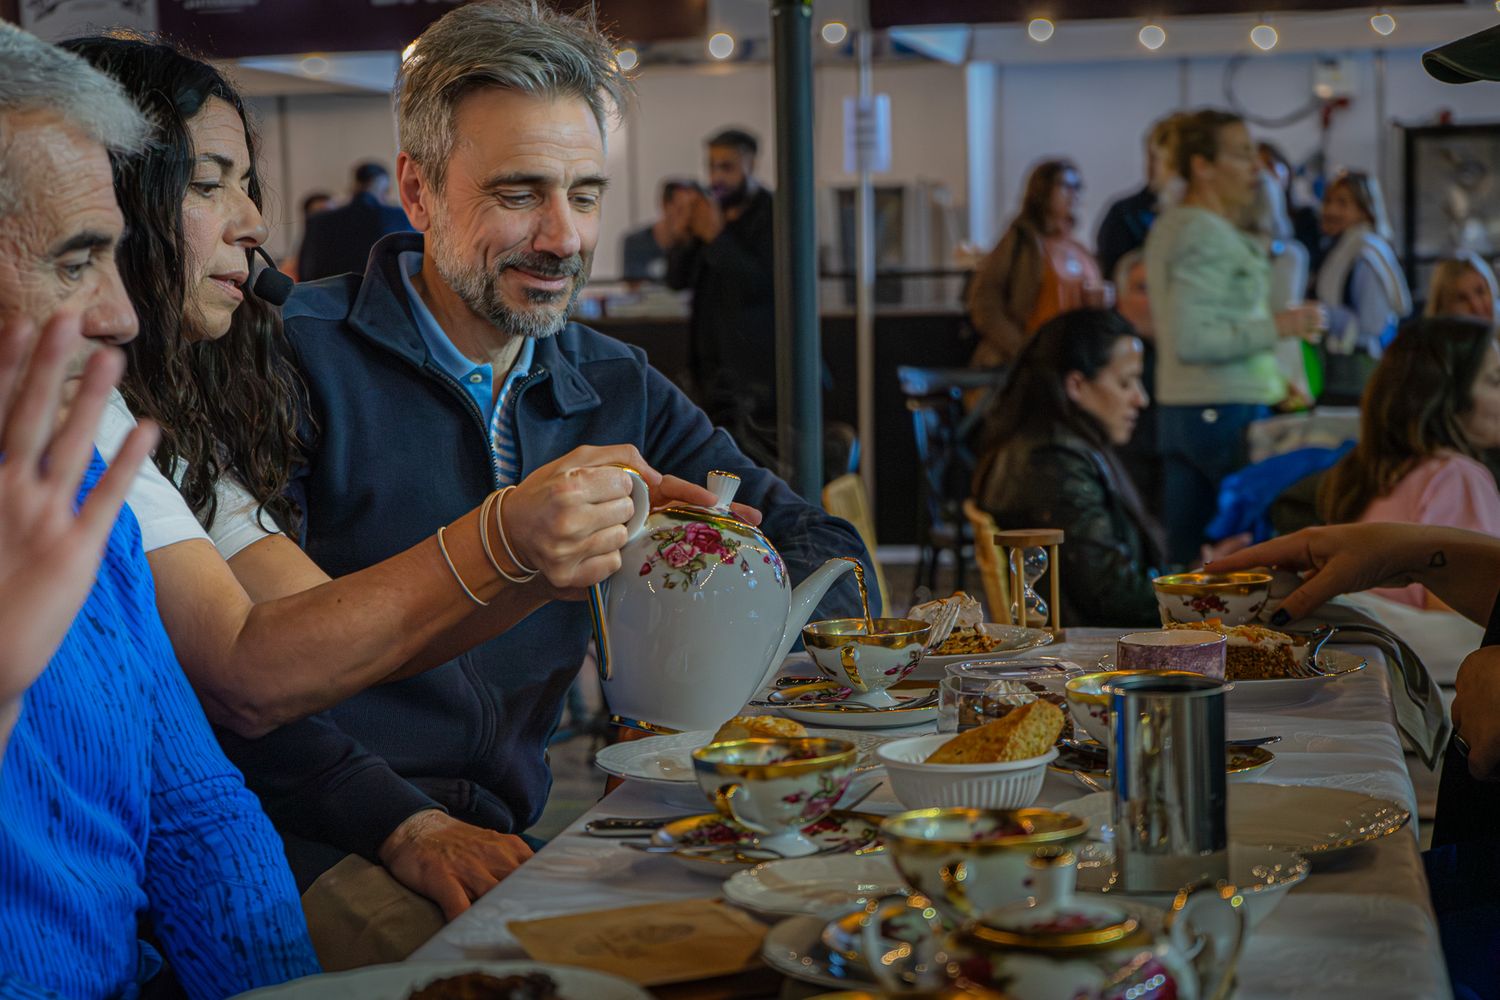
<box><xmin>413</xmin><ymin>630</ymin><xmax>1452</xmax><ymax>999</ymax></box>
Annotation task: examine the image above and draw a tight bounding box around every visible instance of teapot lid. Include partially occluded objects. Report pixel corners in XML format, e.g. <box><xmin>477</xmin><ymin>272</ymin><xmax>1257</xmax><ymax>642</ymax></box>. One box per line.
<box><xmin>967</xmin><ymin>899</ymin><xmax>1140</xmax><ymax>952</ymax></box>
<box><xmin>656</xmin><ymin>471</ymin><xmax>761</xmax><ymax>534</ymax></box>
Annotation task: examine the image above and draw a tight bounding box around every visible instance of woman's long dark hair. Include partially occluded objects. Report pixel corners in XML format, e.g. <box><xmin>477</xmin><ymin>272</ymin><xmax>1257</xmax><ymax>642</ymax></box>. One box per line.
<box><xmin>63</xmin><ymin>34</ymin><xmax>304</xmax><ymax>532</ymax></box>
<box><xmin>1016</xmin><ymin>158</ymin><xmax>1078</xmax><ymax>236</ymax></box>
<box><xmin>974</xmin><ymin>307</ymin><xmax>1165</xmax><ymax>563</ymax></box>
<box><xmin>1319</xmin><ymin>316</ymin><xmax>1497</xmax><ymax>525</ymax></box>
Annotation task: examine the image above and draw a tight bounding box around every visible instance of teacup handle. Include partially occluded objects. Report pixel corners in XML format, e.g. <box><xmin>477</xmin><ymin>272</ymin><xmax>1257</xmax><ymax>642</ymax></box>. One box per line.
<box><xmin>712</xmin><ymin>782</ymin><xmax>761</xmax><ymax>833</ymax></box>
<box><xmin>1167</xmin><ymin>884</ymin><xmax>1246</xmax><ymax>1000</ymax></box>
<box><xmin>859</xmin><ymin>894</ymin><xmax>949</xmax><ymax>995</ymax></box>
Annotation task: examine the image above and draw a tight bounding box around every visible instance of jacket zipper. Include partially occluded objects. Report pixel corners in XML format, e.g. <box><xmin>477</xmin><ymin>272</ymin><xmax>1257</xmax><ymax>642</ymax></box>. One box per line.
<box><xmin>423</xmin><ymin>363</ymin><xmax>506</xmax><ymax>487</ymax></box>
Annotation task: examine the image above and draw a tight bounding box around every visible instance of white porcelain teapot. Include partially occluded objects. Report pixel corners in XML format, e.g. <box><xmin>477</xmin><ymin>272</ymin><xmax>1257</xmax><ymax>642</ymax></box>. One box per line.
<box><xmin>588</xmin><ymin>470</ymin><xmax>859</xmax><ymax>733</ymax></box>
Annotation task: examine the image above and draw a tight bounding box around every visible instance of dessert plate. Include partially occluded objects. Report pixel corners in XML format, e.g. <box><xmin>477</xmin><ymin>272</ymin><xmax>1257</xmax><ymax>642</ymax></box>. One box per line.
<box><xmin>1058</xmin><ymin>782</ymin><xmax>1410</xmax><ymax>859</ymax></box>
<box><xmin>1077</xmin><ymin>843</ymin><xmax>1308</xmax><ymax>928</ymax></box>
<box><xmin>238</xmin><ymin>962</ymin><xmax>651</xmax><ymax>999</ymax></box>
<box><xmin>1050</xmin><ymin>744</ymin><xmax>1275</xmax><ymax>789</ymax></box>
<box><xmin>1228</xmin><ymin>648</ymin><xmax>1367</xmax><ymax>710</ymax></box>
<box><xmin>723</xmin><ymin>853</ymin><xmax>907</xmax><ymax>918</ymax></box>
<box><xmin>909</xmin><ymin>623</ymin><xmax>1054</xmax><ymax>677</ymax></box>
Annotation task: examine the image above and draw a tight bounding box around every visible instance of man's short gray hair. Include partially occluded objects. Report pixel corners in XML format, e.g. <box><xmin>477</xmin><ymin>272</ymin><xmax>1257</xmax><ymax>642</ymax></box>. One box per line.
<box><xmin>0</xmin><ymin>23</ymin><xmax>148</xmax><ymax>213</ymax></box>
<box><xmin>395</xmin><ymin>0</ymin><xmax>629</xmax><ymax>192</ymax></box>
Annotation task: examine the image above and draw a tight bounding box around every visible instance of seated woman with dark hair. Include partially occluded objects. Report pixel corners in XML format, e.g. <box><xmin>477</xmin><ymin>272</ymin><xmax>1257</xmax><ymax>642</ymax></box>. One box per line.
<box><xmin>1319</xmin><ymin>315</ymin><xmax>1500</xmax><ymax>608</ymax></box>
<box><xmin>973</xmin><ymin>308</ymin><xmax>1165</xmax><ymax>626</ymax></box>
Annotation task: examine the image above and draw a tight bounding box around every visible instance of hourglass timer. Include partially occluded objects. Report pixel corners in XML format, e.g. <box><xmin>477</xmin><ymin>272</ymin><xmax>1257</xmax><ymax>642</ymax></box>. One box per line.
<box><xmin>994</xmin><ymin>529</ymin><xmax>1065</xmax><ymax>639</ymax></box>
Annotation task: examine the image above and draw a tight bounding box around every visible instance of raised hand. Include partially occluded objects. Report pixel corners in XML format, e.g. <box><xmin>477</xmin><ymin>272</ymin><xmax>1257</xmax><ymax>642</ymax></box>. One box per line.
<box><xmin>0</xmin><ymin>313</ymin><xmax>157</xmax><ymax>732</ymax></box>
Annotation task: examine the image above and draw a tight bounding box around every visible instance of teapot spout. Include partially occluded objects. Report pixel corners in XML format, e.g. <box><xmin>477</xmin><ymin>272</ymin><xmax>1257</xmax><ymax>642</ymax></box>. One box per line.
<box><xmin>757</xmin><ymin>558</ymin><xmax>858</xmax><ymax>691</ymax></box>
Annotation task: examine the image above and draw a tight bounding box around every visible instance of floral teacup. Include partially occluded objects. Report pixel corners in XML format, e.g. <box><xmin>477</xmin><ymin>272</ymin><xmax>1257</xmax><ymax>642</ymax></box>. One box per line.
<box><xmin>1152</xmin><ymin>571</ymin><xmax>1272</xmax><ymax>626</ymax></box>
<box><xmin>1064</xmin><ymin>669</ymin><xmax>1201</xmax><ymax>745</ymax></box>
<box><xmin>801</xmin><ymin>618</ymin><xmax>932</xmax><ymax>707</ymax></box>
<box><xmin>691</xmin><ymin>737</ymin><xmax>856</xmax><ymax>857</ymax></box>
<box><xmin>879</xmin><ymin>807</ymin><xmax>1090</xmax><ymax>924</ymax></box>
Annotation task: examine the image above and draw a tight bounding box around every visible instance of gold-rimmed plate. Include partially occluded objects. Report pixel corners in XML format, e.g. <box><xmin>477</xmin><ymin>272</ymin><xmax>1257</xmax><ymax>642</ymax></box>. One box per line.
<box><xmin>1051</xmin><ymin>744</ymin><xmax>1275</xmax><ymax>789</ymax></box>
<box><xmin>769</xmin><ymin>680</ymin><xmax>939</xmax><ymax>730</ymax></box>
<box><xmin>649</xmin><ymin>811</ymin><xmax>884</xmax><ymax>874</ymax></box>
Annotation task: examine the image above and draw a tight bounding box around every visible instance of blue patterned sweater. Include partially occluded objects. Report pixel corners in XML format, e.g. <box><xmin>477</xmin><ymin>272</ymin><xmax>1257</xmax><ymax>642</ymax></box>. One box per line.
<box><xmin>0</xmin><ymin>451</ymin><xmax>319</xmax><ymax>998</ymax></box>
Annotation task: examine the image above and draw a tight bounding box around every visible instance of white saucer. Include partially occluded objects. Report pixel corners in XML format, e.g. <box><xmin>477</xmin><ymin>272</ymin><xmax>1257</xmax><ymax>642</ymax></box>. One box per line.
<box><xmin>724</xmin><ymin>852</ymin><xmax>907</xmax><ymax>918</ymax></box>
<box><xmin>1228</xmin><ymin>648</ymin><xmax>1367</xmax><ymax>710</ymax></box>
<box><xmin>909</xmin><ymin>624</ymin><xmax>1055</xmax><ymax>678</ymax></box>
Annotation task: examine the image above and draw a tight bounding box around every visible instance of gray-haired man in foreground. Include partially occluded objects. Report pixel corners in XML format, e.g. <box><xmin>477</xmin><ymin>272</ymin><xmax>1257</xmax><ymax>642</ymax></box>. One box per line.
<box><xmin>0</xmin><ymin>23</ymin><xmax>318</xmax><ymax>997</ymax></box>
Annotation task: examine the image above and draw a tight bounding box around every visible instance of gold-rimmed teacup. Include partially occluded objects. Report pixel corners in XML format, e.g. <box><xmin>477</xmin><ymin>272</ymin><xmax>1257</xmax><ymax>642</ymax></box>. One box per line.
<box><xmin>1064</xmin><ymin>669</ymin><xmax>1202</xmax><ymax>744</ymax></box>
<box><xmin>802</xmin><ymin>618</ymin><xmax>932</xmax><ymax>707</ymax></box>
<box><xmin>691</xmin><ymin>737</ymin><xmax>857</xmax><ymax>857</ymax></box>
<box><xmin>1152</xmin><ymin>571</ymin><xmax>1273</xmax><ymax>626</ymax></box>
<box><xmin>879</xmin><ymin>806</ymin><xmax>1090</xmax><ymax>923</ymax></box>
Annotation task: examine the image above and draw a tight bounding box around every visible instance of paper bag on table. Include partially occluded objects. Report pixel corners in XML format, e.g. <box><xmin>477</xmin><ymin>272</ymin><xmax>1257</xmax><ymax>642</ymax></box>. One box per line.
<box><xmin>509</xmin><ymin>898</ymin><xmax>766</xmax><ymax>987</ymax></box>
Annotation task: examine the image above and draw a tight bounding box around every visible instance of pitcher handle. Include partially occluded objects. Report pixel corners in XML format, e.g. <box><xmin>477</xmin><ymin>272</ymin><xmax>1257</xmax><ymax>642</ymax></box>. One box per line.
<box><xmin>859</xmin><ymin>893</ymin><xmax>949</xmax><ymax>995</ymax></box>
<box><xmin>1167</xmin><ymin>883</ymin><xmax>1246</xmax><ymax>1000</ymax></box>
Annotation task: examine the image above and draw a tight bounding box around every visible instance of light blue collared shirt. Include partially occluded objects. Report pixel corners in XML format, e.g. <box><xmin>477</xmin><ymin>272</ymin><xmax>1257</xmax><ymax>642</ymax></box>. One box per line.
<box><xmin>398</xmin><ymin>250</ymin><xmax>534</xmax><ymax>484</ymax></box>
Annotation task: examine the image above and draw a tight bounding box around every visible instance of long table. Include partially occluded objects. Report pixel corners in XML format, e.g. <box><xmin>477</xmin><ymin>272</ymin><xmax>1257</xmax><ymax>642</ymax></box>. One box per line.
<box><xmin>412</xmin><ymin>630</ymin><xmax>1452</xmax><ymax>999</ymax></box>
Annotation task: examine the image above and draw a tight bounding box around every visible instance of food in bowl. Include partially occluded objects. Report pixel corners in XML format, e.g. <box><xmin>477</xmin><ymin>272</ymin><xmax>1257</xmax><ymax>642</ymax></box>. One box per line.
<box><xmin>1152</xmin><ymin>571</ymin><xmax>1273</xmax><ymax>626</ymax></box>
<box><xmin>1164</xmin><ymin>620</ymin><xmax>1298</xmax><ymax>680</ymax></box>
<box><xmin>712</xmin><ymin>714</ymin><xmax>806</xmax><ymax>742</ymax></box>
<box><xmin>926</xmin><ymin>701</ymin><xmax>1064</xmax><ymax>764</ymax></box>
<box><xmin>408</xmin><ymin>972</ymin><xmax>565</xmax><ymax>1000</ymax></box>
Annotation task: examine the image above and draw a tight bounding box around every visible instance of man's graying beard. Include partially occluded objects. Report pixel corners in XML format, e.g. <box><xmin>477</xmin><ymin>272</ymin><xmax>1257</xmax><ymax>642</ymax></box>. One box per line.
<box><xmin>430</xmin><ymin>224</ymin><xmax>590</xmax><ymax>340</ymax></box>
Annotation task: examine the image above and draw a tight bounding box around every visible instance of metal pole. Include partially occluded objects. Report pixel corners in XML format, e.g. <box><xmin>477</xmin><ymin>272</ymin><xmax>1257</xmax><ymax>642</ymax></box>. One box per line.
<box><xmin>772</xmin><ymin>0</ymin><xmax>823</xmax><ymax>497</ymax></box>
<box><xmin>855</xmin><ymin>28</ymin><xmax>877</xmax><ymax>506</ymax></box>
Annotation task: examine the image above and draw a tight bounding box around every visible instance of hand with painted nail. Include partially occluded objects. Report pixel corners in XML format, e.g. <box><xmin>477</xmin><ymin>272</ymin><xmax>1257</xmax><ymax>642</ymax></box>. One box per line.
<box><xmin>1207</xmin><ymin>523</ymin><xmax>1500</xmax><ymax>627</ymax></box>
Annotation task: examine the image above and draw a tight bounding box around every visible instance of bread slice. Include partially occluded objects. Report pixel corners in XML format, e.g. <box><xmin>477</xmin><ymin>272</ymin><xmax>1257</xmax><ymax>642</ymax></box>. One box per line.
<box><xmin>713</xmin><ymin>715</ymin><xmax>808</xmax><ymax>742</ymax></box>
<box><xmin>925</xmin><ymin>700</ymin><xmax>1064</xmax><ymax>764</ymax></box>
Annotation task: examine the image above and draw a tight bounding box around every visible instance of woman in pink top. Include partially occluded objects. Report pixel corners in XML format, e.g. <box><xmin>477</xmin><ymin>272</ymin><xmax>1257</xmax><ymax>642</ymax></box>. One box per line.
<box><xmin>1319</xmin><ymin>315</ymin><xmax>1500</xmax><ymax>606</ymax></box>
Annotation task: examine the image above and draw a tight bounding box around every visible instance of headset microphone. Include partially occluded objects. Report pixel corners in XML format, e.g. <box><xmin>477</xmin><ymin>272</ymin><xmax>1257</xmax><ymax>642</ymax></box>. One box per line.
<box><xmin>249</xmin><ymin>246</ymin><xmax>294</xmax><ymax>306</ymax></box>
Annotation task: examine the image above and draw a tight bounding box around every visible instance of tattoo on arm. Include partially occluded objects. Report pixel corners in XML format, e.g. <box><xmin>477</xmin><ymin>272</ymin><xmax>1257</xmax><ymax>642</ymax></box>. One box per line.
<box><xmin>1430</xmin><ymin>551</ymin><xmax>1448</xmax><ymax>570</ymax></box>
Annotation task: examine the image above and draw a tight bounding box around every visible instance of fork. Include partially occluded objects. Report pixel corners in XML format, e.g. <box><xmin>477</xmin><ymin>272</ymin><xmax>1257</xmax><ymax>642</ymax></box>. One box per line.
<box><xmin>922</xmin><ymin>602</ymin><xmax>962</xmax><ymax>653</ymax></box>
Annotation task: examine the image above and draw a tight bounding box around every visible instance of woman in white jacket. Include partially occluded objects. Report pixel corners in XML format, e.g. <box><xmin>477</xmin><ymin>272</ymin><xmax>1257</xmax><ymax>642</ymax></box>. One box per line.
<box><xmin>1314</xmin><ymin>170</ymin><xmax>1413</xmax><ymax>403</ymax></box>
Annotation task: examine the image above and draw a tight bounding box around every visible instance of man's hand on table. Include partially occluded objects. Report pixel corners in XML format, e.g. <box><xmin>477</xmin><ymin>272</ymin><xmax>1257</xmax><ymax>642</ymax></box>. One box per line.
<box><xmin>378</xmin><ymin>809</ymin><xmax>534</xmax><ymax>920</ymax></box>
<box><xmin>1454</xmin><ymin>647</ymin><xmax>1500</xmax><ymax>781</ymax></box>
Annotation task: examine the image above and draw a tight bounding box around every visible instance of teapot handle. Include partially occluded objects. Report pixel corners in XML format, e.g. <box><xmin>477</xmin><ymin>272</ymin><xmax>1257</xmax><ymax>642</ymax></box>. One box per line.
<box><xmin>859</xmin><ymin>894</ymin><xmax>950</xmax><ymax>995</ymax></box>
<box><xmin>1166</xmin><ymin>884</ymin><xmax>1246</xmax><ymax>1000</ymax></box>
<box><xmin>613</xmin><ymin>465</ymin><xmax>651</xmax><ymax>543</ymax></box>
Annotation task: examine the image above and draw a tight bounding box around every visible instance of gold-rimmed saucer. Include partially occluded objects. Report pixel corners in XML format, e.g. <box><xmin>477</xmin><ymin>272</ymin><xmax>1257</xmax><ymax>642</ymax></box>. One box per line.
<box><xmin>1051</xmin><ymin>744</ymin><xmax>1275</xmax><ymax>789</ymax></box>
<box><xmin>767</xmin><ymin>680</ymin><xmax>939</xmax><ymax>730</ymax></box>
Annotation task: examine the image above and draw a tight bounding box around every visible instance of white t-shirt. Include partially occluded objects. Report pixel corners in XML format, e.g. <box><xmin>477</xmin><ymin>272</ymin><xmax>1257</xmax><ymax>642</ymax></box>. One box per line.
<box><xmin>94</xmin><ymin>390</ymin><xmax>280</xmax><ymax>559</ymax></box>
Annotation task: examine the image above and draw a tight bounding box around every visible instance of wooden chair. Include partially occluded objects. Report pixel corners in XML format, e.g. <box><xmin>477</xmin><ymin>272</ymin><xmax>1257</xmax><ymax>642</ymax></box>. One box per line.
<box><xmin>962</xmin><ymin>498</ymin><xmax>1012</xmax><ymax>624</ymax></box>
<box><xmin>823</xmin><ymin>473</ymin><xmax>893</xmax><ymax>615</ymax></box>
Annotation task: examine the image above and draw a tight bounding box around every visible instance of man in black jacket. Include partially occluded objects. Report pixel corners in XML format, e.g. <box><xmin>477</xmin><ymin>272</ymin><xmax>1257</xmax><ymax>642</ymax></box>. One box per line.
<box><xmin>297</xmin><ymin>161</ymin><xmax>413</xmax><ymax>280</ymax></box>
<box><xmin>666</xmin><ymin>128</ymin><xmax>778</xmax><ymax>467</ymax></box>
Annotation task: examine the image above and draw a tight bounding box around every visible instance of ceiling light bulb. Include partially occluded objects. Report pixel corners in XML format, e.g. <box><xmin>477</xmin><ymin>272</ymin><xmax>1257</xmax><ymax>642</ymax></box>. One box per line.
<box><xmin>616</xmin><ymin>47</ymin><xmax>639</xmax><ymax>71</ymax></box>
<box><xmin>1028</xmin><ymin>18</ymin><xmax>1055</xmax><ymax>43</ymax></box>
<box><xmin>1250</xmin><ymin>23</ymin><xmax>1278</xmax><ymax>51</ymax></box>
<box><xmin>821</xmin><ymin>21</ymin><xmax>848</xmax><ymax>45</ymax></box>
<box><xmin>708</xmin><ymin>32</ymin><xmax>735</xmax><ymax>60</ymax></box>
<box><xmin>1369</xmin><ymin>13</ymin><xmax>1396</xmax><ymax>36</ymax></box>
<box><xmin>300</xmin><ymin>55</ymin><xmax>329</xmax><ymax>75</ymax></box>
<box><xmin>1138</xmin><ymin>24</ymin><xmax>1167</xmax><ymax>50</ymax></box>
